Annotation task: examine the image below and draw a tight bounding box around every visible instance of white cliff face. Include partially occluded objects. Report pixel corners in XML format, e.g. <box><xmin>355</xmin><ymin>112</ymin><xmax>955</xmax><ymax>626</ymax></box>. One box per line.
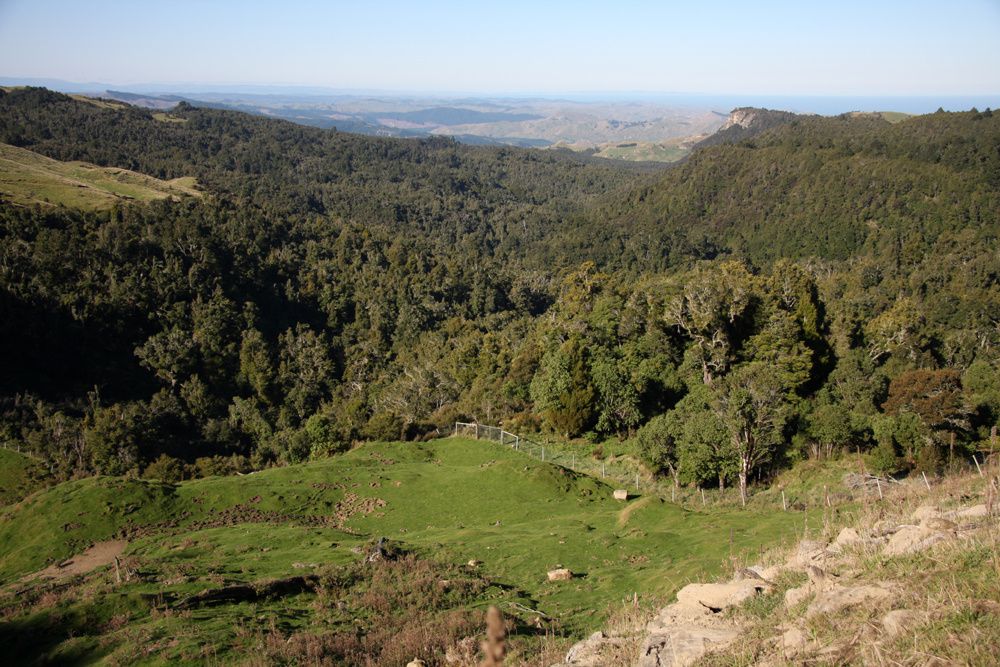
<box><xmin>720</xmin><ymin>108</ymin><xmax>764</xmax><ymax>131</ymax></box>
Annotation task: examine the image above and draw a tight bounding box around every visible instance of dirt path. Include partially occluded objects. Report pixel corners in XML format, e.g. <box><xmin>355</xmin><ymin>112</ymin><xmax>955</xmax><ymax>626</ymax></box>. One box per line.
<box><xmin>22</xmin><ymin>540</ymin><xmax>127</xmax><ymax>583</ymax></box>
<box><xmin>617</xmin><ymin>495</ymin><xmax>654</xmax><ymax>528</ymax></box>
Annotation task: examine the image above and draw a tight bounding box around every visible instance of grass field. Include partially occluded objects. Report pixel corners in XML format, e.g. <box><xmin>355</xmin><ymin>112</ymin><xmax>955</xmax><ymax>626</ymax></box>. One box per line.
<box><xmin>592</xmin><ymin>142</ymin><xmax>689</xmax><ymax>163</ymax></box>
<box><xmin>0</xmin><ymin>142</ymin><xmax>200</xmax><ymax>210</ymax></box>
<box><xmin>0</xmin><ymin>437</ymin><xmax>816</xmax><ymax>664</ymax></box>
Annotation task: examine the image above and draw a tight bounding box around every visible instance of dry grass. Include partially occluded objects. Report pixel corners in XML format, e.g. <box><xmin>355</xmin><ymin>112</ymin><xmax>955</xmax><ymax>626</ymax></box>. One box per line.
<box><xmin>697</xmin><ymin>462</ymin><xmax>1000</xmax><ymax>666</ymax></box>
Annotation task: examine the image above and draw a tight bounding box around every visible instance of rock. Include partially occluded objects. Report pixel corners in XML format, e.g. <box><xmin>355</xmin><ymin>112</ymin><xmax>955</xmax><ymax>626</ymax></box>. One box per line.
<box><xmin>805</xmin><ymin>583</ymin><xmax>893</xmax><ymax>618</ymax></box>
<box><xmin>467</xmin><ymin>559</ymin><xmax>482</xmax><ymax>567</ymax></box>
<box><xmin>910</xmin><ymin>505</ymin><xmax>942</xmax><ymax>523</ymax></box>
<box><xmin>639</xmin><ymin>624</ymin><xmax>739</xmax><ymax>667</ymax></box>
<box><xmin>564</xmin><ymin>631</ymin><xmax>621</xmax><ymax>666</ymax></box>
<box><xmin>675</xmin><ymin>580</ymin><xmax>770</xmax><ymax>611</ymax></box>
<box><xmin>805</xmin><ymin>565</ymin><xmax>825</xmax><ymax>584</ymax></box>
<box><xmin>758</xmin><ymin>565</ymin><xmax>785</xmax><ymax>581</ymax></box>
<box><xmin>786</xmin><ymin>540</ymin><xmax>827</xmax><ymax>569</ymax></box>
<box><xmin>947</xmin><ymin>504</ymin><xmax>989</xmax><ymax>520</ymax></box>
<box><xmin>784</xmin><ymin>584</ymin><xmax>814</xmax><ymax>609</ymax></box>
<box><xmin>882</xmin><ymin>609</ymin><xmax>921</xmax><ymax>638</ymax></box>
<box><xmin>613</xmin><ymin>489</ymin><xmax>629</xmax><ymax>501</ymax></box>
<box><xmin>830</xmin><ymin>527</ymin><xmax>861</xmax><ymax>551</ymax></box>
<box><xmin>646</xmin><ymin>600</ymin><xmax>712</xmax><ymax>630</ymax></box>
<box><xmin>871</xmin><ymin>520</ymin><xmax>899</xmax><ymax>537</ymax></box>
<box><xmin>781</xmin><ymin>625</ymin><xmax>815</xmax><ymax>657</ymax></box>
<box><xmin>407</xmin><ymin>660</ymin><xmax>427</xmax><ymax>667</ymax></box>
<box><xmin>922</xmin><ymin>517</ymin><xmax>957</xmax><ymax>531</ymax></box>
<box><xmin>548</xmin><ymin>568</ymin><xmax>573</xmax><ymax>581</ymax></box>
<box><xmin>884</xmin><ymin>524</ymin><xmax>951</xmax><ymax>556</ymax></box>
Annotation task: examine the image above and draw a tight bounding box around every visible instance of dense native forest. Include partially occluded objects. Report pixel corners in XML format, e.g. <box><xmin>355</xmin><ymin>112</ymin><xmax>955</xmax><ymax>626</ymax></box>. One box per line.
<box><xmin>1</xmin><ymin>87</ymin><xmax>999</xmax><ymax>503</ymax></box>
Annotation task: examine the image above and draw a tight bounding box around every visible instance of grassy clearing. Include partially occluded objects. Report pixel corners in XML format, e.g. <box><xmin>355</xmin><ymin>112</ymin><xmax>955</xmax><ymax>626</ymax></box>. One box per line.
<box><xmin>593</xmin><ymin>142</ymin><xmax>689</xmax><ymax>163</ymax></box>
<box><xmin>152</xmin><ymin>112</ymin><xmax>187</xmax><ymax>124</ymax></box>
<box><xmin>0</xmin><ymin>437</ymin><xmax>815</xmax><ymax>664</ymax></box>
<box><xmin>0</xmin><ymin>142</ymin><xmax>200</xmax><ymax>210</ymax></box>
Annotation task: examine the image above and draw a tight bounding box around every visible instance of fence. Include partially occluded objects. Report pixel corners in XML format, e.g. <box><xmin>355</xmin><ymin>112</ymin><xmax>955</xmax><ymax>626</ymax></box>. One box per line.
<box><xmin>454</xmin><ymin>421</ymin><xmax>655</xmax><ymax>496</ymax></box>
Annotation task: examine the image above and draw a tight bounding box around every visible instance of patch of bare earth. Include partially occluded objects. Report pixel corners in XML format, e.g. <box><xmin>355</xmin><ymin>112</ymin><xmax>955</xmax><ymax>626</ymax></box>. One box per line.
<box><xmin>22</xmin><ymin>540</ymin><xmax>127</xmax><ymax>582</ymax></box>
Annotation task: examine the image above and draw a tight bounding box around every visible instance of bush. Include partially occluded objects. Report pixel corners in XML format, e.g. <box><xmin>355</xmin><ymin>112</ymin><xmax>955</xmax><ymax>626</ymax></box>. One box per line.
<box><xmin>363</xmin><ymin>412</ymin><xmax>403</xmax><ymax>441</ymax></box>
<box><xmin>142</xmin><ymin>454</ymin><xmax>188</xmax><ymax>482</ymax></box>
<box><xmin>867</xmin><ymin>440</ymin><xmax>903</xmax><ymax>476</ymax></box>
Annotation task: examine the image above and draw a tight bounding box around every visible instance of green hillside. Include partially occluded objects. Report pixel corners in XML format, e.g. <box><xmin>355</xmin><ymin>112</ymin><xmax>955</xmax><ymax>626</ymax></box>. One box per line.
<box><xmin>0</xmin><ymin>142</ymin><xmax>199</xmax><ymax>210</ymax></box>
<box><xmin>0</xmin><ymin>437</ymin><xmax>809</xmax><ymax>664</ymax></box>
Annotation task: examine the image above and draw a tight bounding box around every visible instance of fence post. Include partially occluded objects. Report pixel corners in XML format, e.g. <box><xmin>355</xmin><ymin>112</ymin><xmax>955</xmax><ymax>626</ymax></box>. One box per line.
<box><xmin>475</xmin><ymin>423</ymin><xmax>480</xmax><ymax>440</ymax></box>
<box><xmin>635</xmin><ymin>474</ymin><xmax>639</xmax><ymax>491</ymax></box>
<box><xmin>454</xmin><ymin>422</ymin><xmax>458</xmax><ymax>437</ymax></box>
<box><xmin>602</xmin><ymin>463</ymin><xmax>605</xmax><ymax>478</ymax></box>
<box><xmin>515</xmin><ymin>436</ymin><xmax>519</xmax><ymax>450</ymax></box>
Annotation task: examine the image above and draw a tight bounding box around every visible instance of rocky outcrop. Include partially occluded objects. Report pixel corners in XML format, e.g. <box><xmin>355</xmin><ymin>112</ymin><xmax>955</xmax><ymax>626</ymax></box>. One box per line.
<box><xmin>693</xmin><ymin>107</ymin><xmax>802</xmax><ymax>150</ymax></box>
<box><xmin>558</xmin><ymin>500</ymin><xmax>994</xmax><ymax>666</ymax></box>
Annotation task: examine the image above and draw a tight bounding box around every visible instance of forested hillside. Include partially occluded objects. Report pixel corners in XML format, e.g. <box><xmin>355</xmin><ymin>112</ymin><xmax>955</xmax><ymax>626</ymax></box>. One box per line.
<box><xmin>1</xmin><ymin>87</ymin><xmax>998</xmax><ymax>503</ymax></box>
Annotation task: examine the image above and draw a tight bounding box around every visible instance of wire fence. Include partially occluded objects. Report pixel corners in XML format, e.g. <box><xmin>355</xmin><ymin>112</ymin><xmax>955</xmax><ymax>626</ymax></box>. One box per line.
<box><xmin>454</xmin><ymin>421</ymin><xmax>670</xmax><ymax>499</ymax></box>
<box><xmin>450</xmin><ymin>421</ymin><xmax>977</xmax><ymax>510</ymax></box>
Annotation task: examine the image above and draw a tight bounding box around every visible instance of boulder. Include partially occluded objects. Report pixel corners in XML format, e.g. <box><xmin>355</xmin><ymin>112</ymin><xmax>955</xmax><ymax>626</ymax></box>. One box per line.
<box><xmin>784</xmin><ymin>584</ymin><xmax>813</xmax><ymax>609</ymax></box>
<box><xmin>564</xmin><ymin>631</ymin><xmax>626</xmax><ymax>666</ymax></box>
<box><xmin>871</xmin><ymin>520</ymin><xmax>899</xmax><ymax>537</ymax></box>
<box><xmin>884</xmin><ymin>524</ymin><xmax>951</xmax><ymax>557</ymax></box>
<box><xmin>947</xmin><ymin>504</ymin><xmax>989</xmax><ymax>520</ymax></box>
<box><xmin>781</xmin><ymin>625</ymin><xmax>815</xmax><ymax>658</ymax></box>
<box><xmin>639</xmin><ymin>624</ymin><xmax>739</xmax><ymax>667</ymax></box>
<box><xmin>675</xmin><ymin>580</ymin><xmax>770</xmax><ymax>611</ymax></box>
<box><xmin>829</xmin><ymin>527</ymin><xmax>861</xmax><ymax>552</ymax></box>
<box><xmin>786</xmin><ymin>540</ymin><xmax>827</xmax><ymax>569</ymax></box>
<box><xmin>910</xmin><ymin>505</ymin><xmax>941</xmax><ymax>523</ymax></box>
<box><xmin>613</xmin><ymin>489</ymin><xmax>629</xmax><ymax>501</ymax></box>
<box><xmin>547</xmin><ymin>568</ymin><xmax>573</xmax><ymax>581</ymax></box>
<box><xmin>805</xmin><ymin>583</ymin><xmax>893</xmax><ymax>618</ymax></box>
<box><xmin>922</xmin><ymin>517</ymin><xmax>957</xmax><ymax>531</ymax></box>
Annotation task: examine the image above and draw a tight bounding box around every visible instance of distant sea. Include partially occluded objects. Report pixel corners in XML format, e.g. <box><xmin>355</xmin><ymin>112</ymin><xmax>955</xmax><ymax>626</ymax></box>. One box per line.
<box><xmin>2</xmin><ymin>77</ymin><xmax>998</xmax><ymax>116</ymax></box>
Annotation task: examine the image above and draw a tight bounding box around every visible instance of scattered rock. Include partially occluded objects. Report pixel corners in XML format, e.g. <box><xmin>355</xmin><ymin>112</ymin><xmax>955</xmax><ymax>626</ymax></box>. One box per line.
<box><xmin>784</xmin><ymin>584</ymin><xmax>813</xmax><ymax>608</ymax></box>
<box><xmin>564</xmin><ymin>631</ymin><xmax>624</xmax><ymax>666</ymax></box>
<box><xmin>947</xmin><ymin>504</ymin><xmax>989</xmax><ymax>520</ymax></box>
<box><xmin>548</xmin><ymin>568</ymin><xmax>573</xmax><ymax>581</ymax></box>
<box><xmin>910</xmin><ymin>505</ymin><xmax>942</xmax><ymax>523</ymax></box>
<box><xmin>829</xmin><ymin>527</ymin><xmax>861</xmax><ymax>552</ymax></box>
<box><xmin>805</xmin><ymin>583</ymin><xmax>893</xmax><ymax>618</ymax></box>
<box><xmin>639</xmin><ymin>624</ymin><xmax>739</xmax><ymax>667</ymax></box>
<box><xmin>882</xmin><ymin>609</ymin><xmax>921</xmax><ymax>638</ymax></box>
<box><xmin>675</xmin><ymin>580</ymin><xmax>770</xmax><ymax>612</ymax></box>
<box><xmin>781</xmin><ymin>625</ymin><xmax>816</xmax><ymax>657</ymax></box>
<box><xmin>467</xmin><ymin>559</ymin><xmax>482</xmax><ymax>567</ymax></box>
<box><xmin>613</xmin><ymin>489</ymin><xmax>629</xmax><ymax>501</ymax></box>
<box><xmin>786</xmin><ymin>540</ymin><xmax>827</xmax><ymax>569</ymax></box>
<box><xmin>884</xmin><ymin>525</ymin><xmax>951</xmax><ymax>556</ymax></box>
<box><xmin>922</xmin><ymin>517</ymin><xmax>957</xmax><ymax>531</ymax></box>
<box><xmin>871</xmin><ymin>520</ymin><xmax>899</xmax><ymax>537</ymax></box>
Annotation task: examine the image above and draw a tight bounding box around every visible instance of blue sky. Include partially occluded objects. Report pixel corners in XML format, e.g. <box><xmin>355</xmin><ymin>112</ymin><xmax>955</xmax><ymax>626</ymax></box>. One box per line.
<box><xmin>1</xmin><ymin>0</ymin><xmax>998</xmax><ymax>95</ymax></box>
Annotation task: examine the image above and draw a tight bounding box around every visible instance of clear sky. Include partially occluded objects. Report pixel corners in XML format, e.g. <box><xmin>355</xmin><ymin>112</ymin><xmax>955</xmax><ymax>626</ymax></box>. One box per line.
<box><xmin>1</xmin><ymin>0</ymin><xmax>998</xmax><ymax>95</ymax></box>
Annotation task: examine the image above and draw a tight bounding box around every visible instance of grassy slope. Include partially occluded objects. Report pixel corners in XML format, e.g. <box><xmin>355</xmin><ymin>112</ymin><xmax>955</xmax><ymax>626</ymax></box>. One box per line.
<box><xmin>0</xmin><ymin>142</ymin><xmax>199</xmax><ymax>210</ymax></box>
<box><xmin>0</xmin><ymin>438</ymin><xmax>813</xmax><ymax>664</ymax></box>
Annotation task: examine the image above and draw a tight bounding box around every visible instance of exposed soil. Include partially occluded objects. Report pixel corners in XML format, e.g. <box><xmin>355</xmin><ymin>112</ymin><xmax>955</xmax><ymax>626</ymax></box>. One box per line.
<box><xmin>22</xmin><ymin>540</ymin><xmax>127</xmax><ymax>582</ymax></box>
